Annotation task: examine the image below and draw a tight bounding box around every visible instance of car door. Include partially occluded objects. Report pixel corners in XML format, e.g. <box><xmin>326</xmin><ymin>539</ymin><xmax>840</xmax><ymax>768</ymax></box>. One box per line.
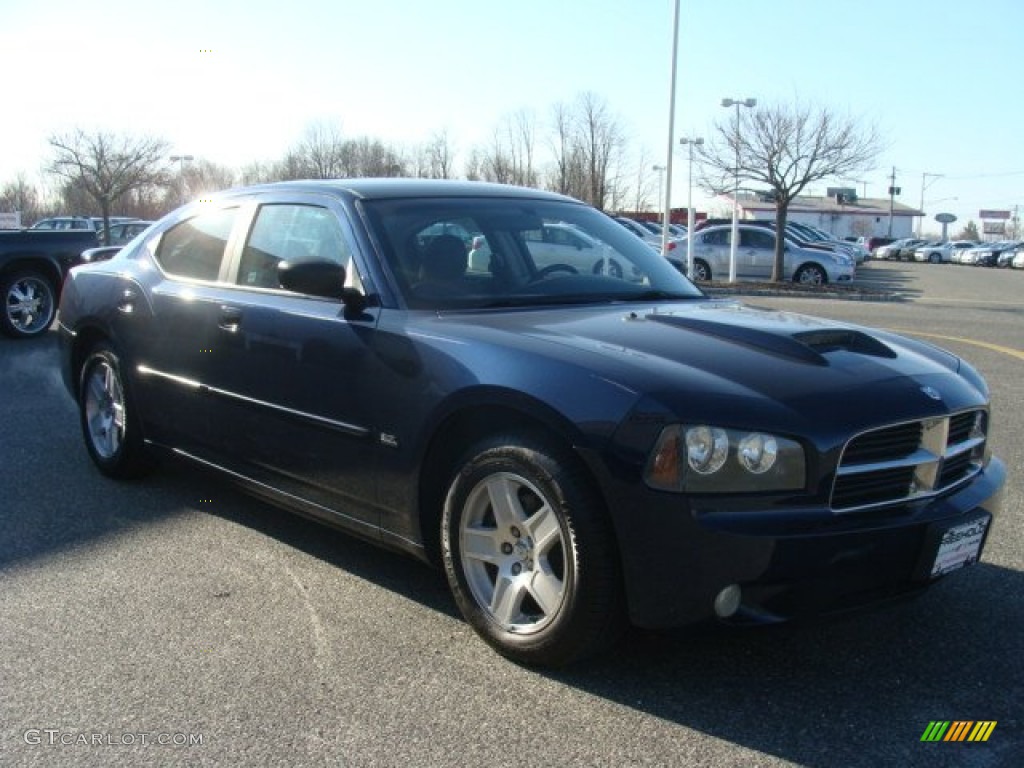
<box><xmin>127</xmin><ymin>204</ymin><xmax>245</xmax><ymax>453</ymax></box>
<box><xmin>738</xmin><ymin>227</ymin><xmax>775</xmax><ymax>279</ymax></box>
<box><xmin>200</xmin><ymin>196</ymin><xmax>384</xmax><ymax>534</ymax></box>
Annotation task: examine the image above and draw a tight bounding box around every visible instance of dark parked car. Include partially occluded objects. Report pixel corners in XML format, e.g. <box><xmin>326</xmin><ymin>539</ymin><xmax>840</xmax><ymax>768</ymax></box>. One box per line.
<box><xmin>58</xmin><ymin>180</ymin><xmax>1005</xmax><ymax>666</ymax></box>
<box><xmin>1</xmin><ymin>228</ymin><xmax>98</xmax><ymax>337</ymax></box>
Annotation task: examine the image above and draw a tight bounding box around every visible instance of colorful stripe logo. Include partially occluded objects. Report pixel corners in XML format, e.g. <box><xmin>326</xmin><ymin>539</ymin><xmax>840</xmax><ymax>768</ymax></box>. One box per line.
<box><xmin>921</xmin><ymin>721</ymin><xmax>997</xmax><ymax>742</ymax></box>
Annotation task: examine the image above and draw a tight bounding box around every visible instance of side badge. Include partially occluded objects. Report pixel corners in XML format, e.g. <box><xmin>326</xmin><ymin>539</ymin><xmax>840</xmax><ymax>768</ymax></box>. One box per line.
<box><xmin>379</xmin><ymin>433</ymin><xmax>399</xmax><ymax>449</ymax></box>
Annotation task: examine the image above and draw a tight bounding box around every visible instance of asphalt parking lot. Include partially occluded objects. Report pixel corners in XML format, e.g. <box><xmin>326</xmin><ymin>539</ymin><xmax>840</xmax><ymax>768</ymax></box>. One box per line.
<box><xmin>1</xmin><ymin>259</ymin><xmax>1020</xmax><ymax>768</ymax></box>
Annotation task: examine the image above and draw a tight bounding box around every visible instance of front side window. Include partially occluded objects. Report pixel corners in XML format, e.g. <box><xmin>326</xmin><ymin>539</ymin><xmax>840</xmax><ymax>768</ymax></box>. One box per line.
<box><xmin>237</xmin><ymin>204</ymin><xmax>350</xmax><ymax>289</ymax></box>
<box><xmin>154</xmin><ymin>207</ymin><xmax>238</xmax><ymax>281</ymax></box>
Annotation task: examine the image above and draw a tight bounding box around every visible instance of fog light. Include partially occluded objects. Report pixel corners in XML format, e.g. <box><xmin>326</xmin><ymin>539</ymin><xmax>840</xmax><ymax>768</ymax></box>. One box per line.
<box><xmin>714</xmin><ymin>585</ymin><xmax>742</xmax><ymax>618</ymax></box>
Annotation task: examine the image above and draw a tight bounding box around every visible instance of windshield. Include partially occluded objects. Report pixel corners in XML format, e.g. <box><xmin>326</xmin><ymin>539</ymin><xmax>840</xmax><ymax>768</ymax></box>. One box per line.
<box><xmin>361</xmin><ymin>196</ymin><xmax>704</xmax><ymax>309</ymax></box>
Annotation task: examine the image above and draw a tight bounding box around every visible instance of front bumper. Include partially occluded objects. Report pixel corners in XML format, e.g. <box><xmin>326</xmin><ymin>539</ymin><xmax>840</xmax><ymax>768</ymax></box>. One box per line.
<box><xmin>586</xmin><ymin>453</ymin><xmax>1006</xmax><ymax>629</ymax></box>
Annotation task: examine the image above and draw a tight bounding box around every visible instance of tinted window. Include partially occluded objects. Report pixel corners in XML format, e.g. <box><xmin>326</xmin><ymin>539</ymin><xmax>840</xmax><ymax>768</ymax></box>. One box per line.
<box><xmin>155</xmin><ymin>207</ymin><xmax>238</xmax><ymax>281</ymax></box>
<box><xmin>701</xmin><ymin>229</ymin><xmax>730</xmax><ymax>246</ymax></box>
<box><xmin>741</xmin><ymin>229</ymin><xmax>775</xmax><ymax>249</ymax></box>
<box><xmin>237</xmin><ymin>204</ymin><xmax>349</xmax><ymax>289</ymax></box>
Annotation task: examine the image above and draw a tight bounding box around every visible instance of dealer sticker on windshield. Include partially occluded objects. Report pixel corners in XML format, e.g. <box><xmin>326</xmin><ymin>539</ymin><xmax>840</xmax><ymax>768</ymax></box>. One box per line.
<box><xmin>931</xmin><ymin>518</ymin><xmax>989</xmax><ymax>578</ymax></box>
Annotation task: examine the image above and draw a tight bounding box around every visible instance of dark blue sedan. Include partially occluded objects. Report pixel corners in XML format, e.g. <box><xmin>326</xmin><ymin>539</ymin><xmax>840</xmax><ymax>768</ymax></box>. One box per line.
<box><xmin>58</xmin><ymin>180</ymin><xmax>1005</xmax><ymax>666</ymax></box>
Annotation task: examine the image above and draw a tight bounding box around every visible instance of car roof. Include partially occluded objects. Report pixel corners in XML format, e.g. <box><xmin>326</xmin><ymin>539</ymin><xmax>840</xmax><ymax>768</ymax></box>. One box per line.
<box><xmin>218</xmin><ymin>178</ymin><xmax>578</xmax><ymax>204</ymax></box>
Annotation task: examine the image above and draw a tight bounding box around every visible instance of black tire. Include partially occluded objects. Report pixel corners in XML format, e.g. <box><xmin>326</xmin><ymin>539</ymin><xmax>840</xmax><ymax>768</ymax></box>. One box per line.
<box><xmin>1</xmin><ymin>269</ymin><xmax>56</xmax><ymax>339</ymax></box>
<box><xmin>441</xmin><ymin>434</ymin><xmax>625</xmax><ymax>666</ymax></box>
<box><xmin>929</xmin><ymin>253</ymin><xmax>940</xmax><ymax>264</ymax></box>
<box><xmin>78</xmin><ymin>343</ymin><xmax>153</xmax><ymax>479</ymax></box>
<box><xmin>691</xmin><ymin>259</ymin><xmax>711</xmax><ymax>282</ymax></box>
<box><xmin>794</xmin><ymin>263</ymin><xmax>827</xmax><ymax>285</ymax></box>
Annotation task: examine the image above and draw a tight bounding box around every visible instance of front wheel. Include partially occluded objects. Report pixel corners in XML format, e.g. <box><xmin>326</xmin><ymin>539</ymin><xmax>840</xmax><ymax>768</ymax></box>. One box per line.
<box><xmin>690</xmin><ymin>259</ymin><xmax>712</xmax><ymax>282</ymax></box>
<box><xmin>794</xmin><ymin>263</ymin><xmax>827</xmax><ymax>285</ymax></box>
<box><xmin>1</xmin><ymin>269</ymin><xmax>56</xmax><ymax>338</ymax></box>
<box><xmin>79</xmin><ymin>343</ymin><xmax>153</xmax><ymax>478</ymax></box>
<box><xmin>441</xmin><ymin>435</ymin><xmax>624</xmax><ymax>666</ymax></box>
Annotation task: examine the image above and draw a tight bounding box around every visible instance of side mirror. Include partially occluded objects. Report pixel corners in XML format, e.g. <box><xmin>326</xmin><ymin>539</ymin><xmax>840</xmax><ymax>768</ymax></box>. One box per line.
<box><xmin>277</xmin><ymin>259</ymin><xmax>346</xmax><ymax>299</ymax></box>
<box><xmin>276</xmin><ymin>259</ymin><xmax>370</xmax><ymax>316</ymax></box>
<box><xmin>80</xmin><ymin>245</ymin><xmax>123</xmax><ymax>264</ymax></box>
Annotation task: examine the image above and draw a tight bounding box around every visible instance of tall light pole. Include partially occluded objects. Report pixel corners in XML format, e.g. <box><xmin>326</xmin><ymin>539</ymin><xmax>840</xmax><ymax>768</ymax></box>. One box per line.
<box><xmin>721</xmin><ymin>98</ymin><xmax>756</xmax><ymax>282</ymax></box>
<box><xmin>170</xmin><ymin>154</ymin><xmax>194</xmax><ymax>205</ymax></box>
<box><xmin>918</xmin><ymin>172</ymin><xmax>943</xmax><ymax>238</ymax></box>
<box><xmin>679</xmin><ymin>136</ymin><xmax>703</xmax><ymax>277</ymax></box>
<box><xmin>652</xmin><ymin>165</ymin><xmax>666</xmax><ymax>216</ymax></box>
<box><xmin>660</xmin><ymin>0</ymin><xmax>681</xmax><ymax>257</ymax></box>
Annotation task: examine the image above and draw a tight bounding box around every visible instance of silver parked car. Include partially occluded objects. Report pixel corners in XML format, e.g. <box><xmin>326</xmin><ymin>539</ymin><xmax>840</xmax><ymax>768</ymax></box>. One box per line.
<box><xmin>914</xmin><ymin>241</ymin><xmax>975</xmax><ymax>264</ymax></box>
<box><xmin>684</xmin><ymin>224</ymin><xmax>855</xmax><ymax>284</ymax></box>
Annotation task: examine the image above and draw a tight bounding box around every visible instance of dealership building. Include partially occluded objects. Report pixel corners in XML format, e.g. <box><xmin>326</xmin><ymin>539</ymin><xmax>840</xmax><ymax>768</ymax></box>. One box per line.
<box><xmin>721</xmin><ymin>191</ymin><xmax>924</xmax><ymax>239</ymax></box>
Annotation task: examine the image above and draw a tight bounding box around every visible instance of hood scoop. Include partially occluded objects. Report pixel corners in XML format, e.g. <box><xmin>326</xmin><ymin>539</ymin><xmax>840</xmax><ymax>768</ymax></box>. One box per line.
<box><xmin>791</xmin><ymin>329</ymin><xmax>897</xmax><ymax>359</ymax></box>
<box><xmin>647</xmin><ymin>315</ymin><xmax>896</xmax><ymax>366</ymax></box>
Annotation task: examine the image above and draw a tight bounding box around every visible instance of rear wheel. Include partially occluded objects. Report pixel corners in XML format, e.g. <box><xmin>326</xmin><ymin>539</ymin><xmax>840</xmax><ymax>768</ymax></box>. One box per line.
<box><xmin>929</xmin><ymin>253</ymin><xmax>940</xmax><ymax>264</ymax></box>
<box><xmin>79</xmin><ymin>343</ymin><xmax>153</xmax><ymax>478</ymax></box>
<box><xmin>1</xmin><ymin>269</ymin><xmax>56</xmax><ymax>339</ymax></box>
<box><xmin>441</xmin><ymin>435</ymin><xmax>624</xmax><ymax>666</ymax></box>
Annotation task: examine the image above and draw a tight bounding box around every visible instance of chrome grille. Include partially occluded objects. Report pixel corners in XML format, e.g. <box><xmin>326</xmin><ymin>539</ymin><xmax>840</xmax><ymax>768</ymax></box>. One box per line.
<box><xmin>831</xmin><ymin>409</ymin><xmax>986</xmax><ymax>513</ymax></box>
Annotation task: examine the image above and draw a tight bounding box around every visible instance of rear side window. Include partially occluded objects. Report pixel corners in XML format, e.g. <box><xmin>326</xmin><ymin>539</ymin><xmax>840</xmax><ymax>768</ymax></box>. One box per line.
<box><xmin>154</xmin><ymin>208</ymin><xmax>238</xmax><ymax>281</ymax></box>
<box><xmin>741</xmin><ymin>229</ymin><xmax>775</xmax><ymax>249</ymax></box>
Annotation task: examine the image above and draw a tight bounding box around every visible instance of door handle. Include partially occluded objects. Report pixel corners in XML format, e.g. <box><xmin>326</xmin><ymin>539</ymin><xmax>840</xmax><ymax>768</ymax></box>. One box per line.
<box><xmin>116</xmin><ymin>288</ymin><xmax>136</xmax><ymax>313</ymax></box>
<box><xmin>218</xmin><ymin>306</ymin><xmax>242</xmax><ymax>332</ymax></box>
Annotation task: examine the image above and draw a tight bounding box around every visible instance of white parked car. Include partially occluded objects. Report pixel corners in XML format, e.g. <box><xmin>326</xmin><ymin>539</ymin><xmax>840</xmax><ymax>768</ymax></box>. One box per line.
<box><xmin>469</xmin><ymin>222</ymin><xmax>642</xmax><ymax>281</ymax></box>
<box><xmin>914</xmin><ymin>241</ymin><xmax>976</xmax><ymax>264</ymax></box>
<box><xmin>684</xmin><ymin>224</ymin><xmax>855</xmax><ymax>284</ymax></box>
<box><xmin>1012</xmin><ymin>248</ymin><xmax>1024</xmax><ymax>269</ymax></box>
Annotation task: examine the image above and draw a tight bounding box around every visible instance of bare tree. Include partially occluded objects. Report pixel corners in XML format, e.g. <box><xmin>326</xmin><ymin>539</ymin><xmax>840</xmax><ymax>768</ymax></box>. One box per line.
<box><xmin>420</xmin><ymin>129</ymin><xmax>457</xmax><ymax>179</ymax></box>
<box><xmin>159</xmin><ymin>158</ymin><xmax>237</xmax><ymax>213</ymax></box>
<box><xmin>545</xmin><ymin>93</ymin><xmax>625</xmax><ymax>210</ymax></box>
<box><xmin>0</xmin><ymin>174</ymin><xmax>43</xmax><ymax>225</ymax></box>
<box><xmin>46</xmin><ymin>129</ymin><xmax>172</xmax><ymax>243</ymax></box>
<box><xmin>479</xmin><ymin>110</ymin><xmax>538</xmax><ymax>187</ymax></box>
<box><xmin>698</xmin><ymin>101</ymin><xmax>883</xmax><ymax>280</ymax></box>
<box><xmin>293</xmin><ymin>122</ymin><xmax>349</xmax><ymax>179</ymax></box>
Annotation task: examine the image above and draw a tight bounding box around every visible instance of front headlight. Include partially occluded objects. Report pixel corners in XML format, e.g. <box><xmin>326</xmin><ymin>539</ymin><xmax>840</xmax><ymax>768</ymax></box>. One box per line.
<box><xmin>644</xmin><ymin>424</ymin><xmax>806</xmax><ymax>493</ymax></box>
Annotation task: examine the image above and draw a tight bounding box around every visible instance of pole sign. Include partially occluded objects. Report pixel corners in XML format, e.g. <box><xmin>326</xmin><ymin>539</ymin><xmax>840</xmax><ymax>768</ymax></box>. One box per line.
<box><xmin>979</xmin><ymin>210</ymin><xmax>1011</xmax><ymax>220</ymax></box>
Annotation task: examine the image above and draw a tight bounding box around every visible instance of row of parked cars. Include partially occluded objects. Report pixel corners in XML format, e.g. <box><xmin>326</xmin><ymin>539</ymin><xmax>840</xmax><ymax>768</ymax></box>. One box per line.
<box><xmin>30</xmin><ymin>216</ymin><xmax>154</xmax><ymax>246</ymax></box>
<box><xmin>873</xmin><ymin>237</ymin><xmax>1024</xmax><ymax>267</ymax></box>
<box><xmin>609</xmin><ymin>216</ymin><xmax>864</xmax><ymax>284</ymax></box>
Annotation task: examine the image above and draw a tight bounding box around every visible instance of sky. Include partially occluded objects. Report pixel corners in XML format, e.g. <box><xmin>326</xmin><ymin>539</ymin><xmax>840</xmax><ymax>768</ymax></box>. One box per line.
<box><xmin>2</xmin><ymin>0</ymin><xmax>1021</xmax><ymax>232</ymax></box>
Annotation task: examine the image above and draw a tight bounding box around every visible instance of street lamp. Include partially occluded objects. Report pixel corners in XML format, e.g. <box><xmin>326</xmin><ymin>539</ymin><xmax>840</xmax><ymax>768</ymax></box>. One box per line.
<box><xmin>170</xmin><ymin>154</ymin><xmax>194</xmax><ymax>204</ymax></box>
<box><xmin>169</xmin><ymin>154</ymin><xmax>194</xmax><ymax>173</ymax></box>
<box><xmin>918</xmin><ymin>172</ymin><xmax>943</xmax><ymax>238</ymax></box>
<box><xmin>721</xmin><ymin>97</ymin><xmax>756</xmax><ymax>282</ymax></box>
<box><xmin>652</xmin><ymin>165</ymin><xmax>666</xmax><ymax>216</ymax></box>
<box><xmin>679</xmin><ymin>136</ymin><xmax>704</xmax><ymax>277</ymax></box>
<box><xmin>659</xmin><ymin>0</ymin><xmax>682</xmax><ymax>257</ymax></box>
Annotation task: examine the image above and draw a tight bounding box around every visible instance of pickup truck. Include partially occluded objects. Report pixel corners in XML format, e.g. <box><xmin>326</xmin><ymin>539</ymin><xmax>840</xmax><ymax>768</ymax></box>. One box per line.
<box><xmin>1</xmin><ymin>229</ymin><xmax>98</xmax><ymax>338</ymax></box>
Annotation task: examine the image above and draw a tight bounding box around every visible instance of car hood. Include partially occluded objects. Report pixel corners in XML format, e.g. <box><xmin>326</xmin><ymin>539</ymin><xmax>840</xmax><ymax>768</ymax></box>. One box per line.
<box><xmin>433</xmin><ymin>299</ymin><xmax>985</xmax><ymax>442</ymax></box>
